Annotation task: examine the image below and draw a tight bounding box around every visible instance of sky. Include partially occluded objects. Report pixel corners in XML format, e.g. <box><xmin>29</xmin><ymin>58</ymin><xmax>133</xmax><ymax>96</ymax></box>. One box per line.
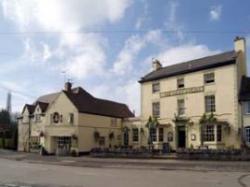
<box><xmin>0</xmin><ymin>0</ymin><xmax>250</xmax><ymax>115</ymax></box>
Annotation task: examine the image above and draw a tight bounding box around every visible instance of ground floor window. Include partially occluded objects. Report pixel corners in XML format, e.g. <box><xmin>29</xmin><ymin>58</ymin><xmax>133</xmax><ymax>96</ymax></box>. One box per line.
<box><xmin>30</xmin><ymin>136</ymin><xmax>40</xmax><ymax>149</ymax></box>
<box><xmin>203</xmin><ymin>125</ymin><xmax>215</xmax><ymax>142</ymax></box>
<box><xmin>158</xmin><ymin>128</ymin><xmax>164</xmax><ymax>142</ymax></box>
<box><xmin>150</xmin><ymin>128</ymin><xmax>157</xmax><ymax>142</ymax></box>
<box><xmin>132</xmin><ymin>128</ymin><xmax>139</xmax><ymax>142</ymax></box>
<box><xmin>217</xmin><ymin>125</ymin><xmax>222</xmax><ymax>142</ymax></box>
<box><xmin>245</xmin><ymin>127</ymin><xmax>250</xmax><ymax>143</ymax></box>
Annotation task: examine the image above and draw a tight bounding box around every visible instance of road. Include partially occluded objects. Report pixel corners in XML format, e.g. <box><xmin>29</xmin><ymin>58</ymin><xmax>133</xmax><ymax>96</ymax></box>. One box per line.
<box><xmin>0</xmin><ymin>158</ymin><xmax>249</xmax><ymax>187</ymax></box>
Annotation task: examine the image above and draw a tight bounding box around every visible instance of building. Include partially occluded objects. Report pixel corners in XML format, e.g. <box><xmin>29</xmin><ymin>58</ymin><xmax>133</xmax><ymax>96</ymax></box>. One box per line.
<box><xmin>18</xmin><ymin>82</ymin><xmax>134</xmax><ymax>155</ymax></box>
<box><xmin>124</xmin><ymin>36</ymin><xmax>249</xmax><ymax>150</ymax></box>
<box><xmin>18</xmin><ymin>36</ymin><xmax>250</xmax><ymax>154</ymax></box>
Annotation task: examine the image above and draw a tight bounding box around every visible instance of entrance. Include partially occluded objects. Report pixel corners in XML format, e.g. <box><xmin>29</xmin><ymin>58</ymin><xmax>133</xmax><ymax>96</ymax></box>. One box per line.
<box><xmin>56</xmin><ymin>136</ymin><xmax>71</xmax><ymax>156</ymax></box>
<box><xmin>177</xmin><ymin>126</ymin><xmax>186</xmax><ymax>148</ymax></box>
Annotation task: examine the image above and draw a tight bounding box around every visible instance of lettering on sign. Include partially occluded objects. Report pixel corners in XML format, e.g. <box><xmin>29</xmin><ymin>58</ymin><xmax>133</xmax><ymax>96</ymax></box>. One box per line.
<box><xmin>160</xmin><ymin>86</ymin><xmax>204</xmax><ymax>98</ymax></box>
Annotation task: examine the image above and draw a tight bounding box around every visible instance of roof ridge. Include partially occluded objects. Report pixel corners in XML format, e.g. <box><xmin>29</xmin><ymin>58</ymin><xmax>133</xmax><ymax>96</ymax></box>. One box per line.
<box><xmin>160</xmin><ymin>50</ymin><xmax>235</xmax><ymax>71</ymax></box>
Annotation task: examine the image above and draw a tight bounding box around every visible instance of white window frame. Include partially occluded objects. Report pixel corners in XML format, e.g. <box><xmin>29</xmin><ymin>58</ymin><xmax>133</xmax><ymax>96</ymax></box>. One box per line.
<box><xmin>245</xmin><ymin>127</ymin><xmax>250</xmax><ymax>143</ymax></box>
<box><xmin>203</xmin><ymin>125</ymin><xmax>215</xmax><ymax>142</ymax></box>
<box><xmin>177</xmin><ymin>99</ymin><xmax>185</xmax><ymax>116</ymax></box>
<box><xmin>245</xmin><ymin>102</ymin><xmax>250</xmax><ymax>114</ymax></box>
<box><xmin>152</xmin><ymin>82</ymin><xmax>160</xmax><ymax>93</ymax></box>
<box><xmin>132</xmin><ymin>128</ymin><xmax>139</xmax><ymax>142</ymax></box>
<box><xmin>152</xmin><ymin>102</ymin><xmax>160</xmax><ymax>118</ymax></box>
<box><xmin>205</xmin><ymin>95</ymin><xmax>216</xmax><ymax>113</ymax></box>
<box><xmin>158</xmin><ymin>128</ymin><xmax>164</xmax><ymax>142</ymax></box>
<box><xmin>204</xmin><ymin>72</ymin><xmax>215</xmax><ymax>84</ymax></box>
<box><xmin>177</xmin><ymin>78</ymin><xmax>184</xmax><ymax>89</ymax></box>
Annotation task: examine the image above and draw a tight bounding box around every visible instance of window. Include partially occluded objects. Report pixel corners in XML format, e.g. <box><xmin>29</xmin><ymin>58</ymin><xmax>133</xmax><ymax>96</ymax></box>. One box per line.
<box><xmin>177</xmin><ymin>78</ymin><xmax>184</xmax><ymax>89</ymax></box>
<box><xmin>205</xmin><ymin>95</ymin><xmax>216</xmax><ymax>113</ymax></box>
<box><xmin>203</xmin><ymin>125</ymin><xmax>215</xmax><ymax>142</ymax></box>
<box><xmin>69</xmin><ymin>113</ymin><xmax>74</xmax><ymax>124</ymax></box>
<box><xmin>35</xmin><ymin>114</ymin><xmax>41</xmax><ymax>122</ymax></box>
<box><xmin>152</xmin><ymin>102</ymin><xmax>160</xmax><ymax>117</ymax></box>
<box><xmin>245</xmin><ymin>127</ymin><xmax>250</xmax><ymax>143</ymax></box>
<box><xmin>204</xmin><ymin>72</ymin><xmax>215</xmax><ymax>84</ymax></box>
<box><xmin>245</xmin><ymin>102</ymin><xmax>250</xmax><ymax>114</ymax></box>
<box><xmin>132</xmin><ymin>128</ymin><xmax>139</xmax><ymax>142</ymax></box>
<box><xmin>217</xmin><ymin>125</ymin><xmax>222</xmax><ymax>142</ymax></box>
<box><xmin>159</xmin><ymin>128</ymin><xmax>164</xmax><ymax>142</ymax></box>
<box><xmin>99</xmin><ymin>137</ymin><xmax>105</xmax><ymax>146</ymax></box>
<box><xmin>152</xmin><ymin>82</ymin><xmax>160</xmax><ymax>93</ymax></box>
<box><xmin>177</xmin><ymin>99</ymin><xmax>185</xmax><ymax>115</ymax></box>
<box><xmin>150</xmin><ymin>128</ymin><xmax>157</xmax><ymax>142</ymax></box>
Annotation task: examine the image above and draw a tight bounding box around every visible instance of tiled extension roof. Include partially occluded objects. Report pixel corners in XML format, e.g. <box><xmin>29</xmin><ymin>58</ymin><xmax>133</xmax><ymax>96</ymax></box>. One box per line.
<box><xmin>22</xmin><ymin>104</ymin><xmax>35</xmax><ymax>115</ymax></box>
<box><xmin>64</xmin><ymin>87</ymin><xmax>134</xmax><ymax>118</ymax></box>
<box><xmin>239</xmin><ymin>76</ymin><xmax>250</xmax><ymax>102</ymax></box>
<box><xmin>139</xmin><ymin>50</ymin><xmax>238</xmax><ymax>83</ymax></box>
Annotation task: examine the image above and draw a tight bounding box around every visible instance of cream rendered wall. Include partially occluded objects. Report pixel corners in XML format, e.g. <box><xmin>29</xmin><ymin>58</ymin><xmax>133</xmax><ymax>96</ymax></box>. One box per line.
<box><xmin>140</xmin><ymin>64</ymin><xmax>241</xmax><ymax>149</ymax></box>
<box><xmin>78</xmin><ymin>113</ymin><xmax>122</xmax><ymax>152</ymax></box>
<box><xmin>44</xmin><ymin>92</ymin><xmax>78</xmax><ymax>153</ymax></box>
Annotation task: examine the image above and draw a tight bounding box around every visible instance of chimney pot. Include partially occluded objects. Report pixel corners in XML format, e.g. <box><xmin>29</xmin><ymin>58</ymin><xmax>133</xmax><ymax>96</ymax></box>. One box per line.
<box><xmin>152</xmin><ymin>59</ymin><xmax>162</xmax><ymax>71</ymax></box>
<box><xmin>64</xmin><ymin>82</ymin><xmax>72</xmax><ymax>92</ymax></box>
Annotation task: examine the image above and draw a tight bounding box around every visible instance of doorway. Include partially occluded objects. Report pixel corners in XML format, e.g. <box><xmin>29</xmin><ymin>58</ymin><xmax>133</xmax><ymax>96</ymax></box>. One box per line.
<box><xmin>55</xmin><ymin>136</ymin><xmax>71</xmax><ymax>156</ymax></box>
<box><xmin>123</xmin><ymin>131</ymin><xmax>129</xmax><ymax>147</ymax></box>
<box><xmin>177</xmin><ymin>127</ymin><xmax>186</xmax><ymax>148</ymax></box>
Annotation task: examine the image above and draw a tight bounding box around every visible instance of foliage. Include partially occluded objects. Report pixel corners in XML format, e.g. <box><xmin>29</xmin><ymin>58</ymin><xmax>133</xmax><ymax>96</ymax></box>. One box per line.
<box><xmin>199</xmin><ymin>113</ymin><xmax>217</xmax><ymax>124</ymax></box>
<box><xmin>0</xmin><ymin>110</ymin><xmax>11</xmax><ymax>124</ymax></box>
<box><xmin>172</xmin><ymin>113</ymin><xmax>190</xmax><ymax>123</ymax></box>
<box><xmin>145</xmin><ymin>116</ymin><xmax>158</xmax><ymax>129</ymax></box>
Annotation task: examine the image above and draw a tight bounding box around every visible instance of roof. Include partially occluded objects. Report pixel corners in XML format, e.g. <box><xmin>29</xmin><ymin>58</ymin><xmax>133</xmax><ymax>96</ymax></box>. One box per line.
<box><xmin>36</xmin><ymin>102</ymin><xmax>49</xmax><ymax>113</ymax></box>
<box><xmin>64</xmin><ymin>87</ymin><xmax>134</xmax><ymax>118</ymax></box>
<box><xmin>239</xmin><ymin>76</ymin><xmax>250</xmax><ymax>101</ymax></box>
<box><xmin>22</xmin><ymin>104</ymin><xmax>35</xmax><ymax>115</ymax></box>
<box><xmin>36</xmin><ymin>92</ymin><xmax>59</xmax><ymax>103</ymax></box>
<box><xmin>139</xmin><ymin>50</ymin><xmax>238</xmax><ymax>83</ymax></box>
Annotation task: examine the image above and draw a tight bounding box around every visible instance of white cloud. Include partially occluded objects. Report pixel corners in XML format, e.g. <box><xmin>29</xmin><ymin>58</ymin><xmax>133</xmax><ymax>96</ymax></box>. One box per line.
<box><xmin>135</xmin><ymin>0</ymin><xmax>149</xmax><ymax>29</ymax></box>
<box><xmin>1</xmin><ymin>0</ymin><xmax>132</xmax><ymax>31</ymax></box>
<box><xmin>164</xmin><ymin>1</ymin><xmax>184</xmax><ymax>41</ymax></box>
<box><xmin>210</xmin><ymin>5</ymin><xmax>222</xmax><ymax>21</ymax></box>
<box><xmin>113</xmin><ymin>30</ymin><xmax>164</xmax><ymax>75</ymax></box>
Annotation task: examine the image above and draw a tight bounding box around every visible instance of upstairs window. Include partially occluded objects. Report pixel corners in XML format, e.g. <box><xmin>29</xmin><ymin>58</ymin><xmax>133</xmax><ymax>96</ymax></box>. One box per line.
<box><xmin>177</xmin><ymin>99</ymin><xmax>185</xmax><ymax>115</ymax></box>
<box><xmin>132</xmin><ymin>128</ymin><xmax>139</xmax><ymax>142</ymax></box>
<box><xmin>204</xmin><ymin>72</ymin><xmax>215</xmax><ymax>84</ymax></box>
<box><xmin>177</xmin><ymin>78</ymin><xmax>184</xmax><ymax>89</ymax></box>
<box><xmin>152</xmin><ymin>82</ymin><xmax>160</xmax><ymax>93</ymax></box>
<box><xmin>152</xmin><ymin>102</ymin><xmax>160</xmax><ymax>117</ymax></box>
<box><xmin>205</xmin><ymin>95</ymin><xmax>216</xmax><ymax>113</ymax></box>
<box><xmin>245</xmin><ymin>102</ymin><xmax>250</xmax><ymax>114</ymax></box>
<box><xmin>69</xmin><ymin>113</ymin><xmax>74</xmax><ymax>124</ymax></box>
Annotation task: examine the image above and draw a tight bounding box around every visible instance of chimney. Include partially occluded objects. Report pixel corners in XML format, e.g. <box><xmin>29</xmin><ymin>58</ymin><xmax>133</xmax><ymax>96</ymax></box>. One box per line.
<box><xmin>152</xmin><ymin>59</ymin><xmax>162</xmax><ymax>71</ymax></box>
<box><xmin>64</xmin><ymin>82</ymin><xmax>72</xmax><ymax>92</ymax></box>
<box><xmin>234</xmin><ymin>36</ymin><xmax>247</xmax><ymax>75</ymax></box>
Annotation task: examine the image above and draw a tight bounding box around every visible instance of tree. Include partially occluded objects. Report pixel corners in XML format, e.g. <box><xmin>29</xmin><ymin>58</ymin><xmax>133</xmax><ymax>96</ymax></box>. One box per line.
<box><xmin>0</xmin><ymin>110</ymin><xmax>11</xmax><ymax>124</ymax></box>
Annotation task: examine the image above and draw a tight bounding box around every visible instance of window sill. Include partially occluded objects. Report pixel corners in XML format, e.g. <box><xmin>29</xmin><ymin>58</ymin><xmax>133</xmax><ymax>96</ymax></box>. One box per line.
<box><xmin>204</xmin><ymin>82</ymin><xmax>215</xmax><ymax>86</ymax></box>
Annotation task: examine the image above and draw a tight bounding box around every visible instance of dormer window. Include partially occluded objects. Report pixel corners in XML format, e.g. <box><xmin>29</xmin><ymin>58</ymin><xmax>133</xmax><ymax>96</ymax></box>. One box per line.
<box><xmin>177</xmin><ymin>78</ymin><xmax>184</xmax><ymax>89</ymax></box>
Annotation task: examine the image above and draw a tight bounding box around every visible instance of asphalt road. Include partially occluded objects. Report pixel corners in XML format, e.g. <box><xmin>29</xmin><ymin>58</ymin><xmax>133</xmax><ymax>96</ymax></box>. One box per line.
<box><xmin>0</xmin><ymin>158</ymin><xmax>249</xmax><ymax>187</ymax></box>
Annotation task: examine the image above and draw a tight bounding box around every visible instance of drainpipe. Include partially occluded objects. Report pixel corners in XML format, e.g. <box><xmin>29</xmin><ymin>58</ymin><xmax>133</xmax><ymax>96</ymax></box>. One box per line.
<box><xmin>28</xmin><ymin>115</ymin><xmax>31</xmax><ymax>152</ymax></box>
<box><xmin>240</xmin><ymin>102</ymin><xmax>245</xmax><ymax>149</ymax></box>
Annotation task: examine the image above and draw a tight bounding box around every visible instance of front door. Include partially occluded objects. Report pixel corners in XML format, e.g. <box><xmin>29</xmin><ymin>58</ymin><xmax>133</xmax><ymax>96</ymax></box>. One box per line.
<box><xmin>123</xmin><ymin>131</ymin><xmax>129</xmax><ymax>147</ymax></box>
<box><xmin>56</xmin><ymin>137</ymin><xmax>71</xmax><ymax>156</ymax></box>
<box><xmin>178</xmin><ymin>127</ymin><xmax>186</xmax><ymax>148</ymax></box>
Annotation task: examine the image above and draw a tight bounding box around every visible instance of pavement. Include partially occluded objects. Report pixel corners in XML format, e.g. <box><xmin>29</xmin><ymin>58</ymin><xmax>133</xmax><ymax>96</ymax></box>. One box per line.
<box><xmin>0</xmin><ymin>149</ymin><xmax>250</xmax><ymax>187</ymax></box>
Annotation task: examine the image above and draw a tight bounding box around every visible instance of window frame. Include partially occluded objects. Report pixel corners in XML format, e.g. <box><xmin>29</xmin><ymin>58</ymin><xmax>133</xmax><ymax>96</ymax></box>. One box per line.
<box><xmin>205</xmin><ymin>95</ymin><xmax>216</xmax><ymax>113</ymax></box>
<box><xmin>177</xmin><ymin>77</ymin><xmax>185</xmax><ymax>89</ymax></box>
<box><xmin>152</xmin><ymin>102</ymin><xmax>160</xmax><ymax>118</ymax></box>
<box><xmin>204</xmin><ymin>72</ymin><xmax>215</xmax><ymax>84</ymax></box>
<box><xmin>150</xmin><ymin>128</ymin><xmax>157</xmax><ymax>142</ymax></box>
<box><xmin>203</xmin><ymin>125</ymin><xmax>215</xmax><ymax>142</ymax></box>
<box><xmin>245</xmin><ymin>127</ymin><xmax>250</xmax><ymax>143</ymax></box>
<box><xmin>177</xmin><ymin>99</ymin><xmax>185</xmax><ymax>116</ymax></box>
<box><xmin>245</xmin><ymin>102</ymin><xmax>250</xmax><ymax>114</ymax></box>
<box><xmin>132</xmin><ymin>128</ymin><xmax>139</xmax><ymax>142</ymax></box>
<box><xmin>152</xmin><ymin>82</ymin><xmax>160</xmax><ymax>93</ymax></box>
<box><xmin>158</xmin><ymin>128</ymin><xmax>164</xmax><ymax>142</ymax></box>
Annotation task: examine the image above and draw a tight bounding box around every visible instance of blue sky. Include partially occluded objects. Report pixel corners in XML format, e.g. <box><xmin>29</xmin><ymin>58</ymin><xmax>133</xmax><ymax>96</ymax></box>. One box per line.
<box><xmin>0</xmin><ymin>0</ymin><xmax>250</xmax><ymax>115</ymax></box>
